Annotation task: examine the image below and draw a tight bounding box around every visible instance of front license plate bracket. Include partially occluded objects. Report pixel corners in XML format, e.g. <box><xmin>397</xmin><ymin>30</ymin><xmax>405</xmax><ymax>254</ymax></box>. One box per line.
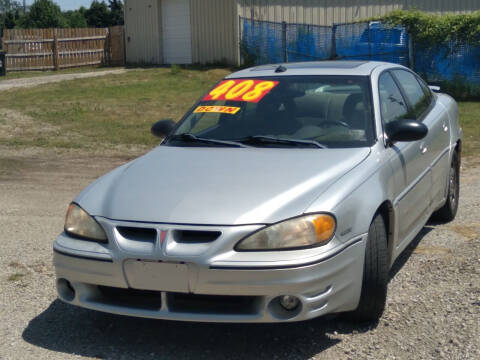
<box><xmin>123</xmin><ymin>260</ymin><xmax>190</xmax><ymax>293</ymax></box>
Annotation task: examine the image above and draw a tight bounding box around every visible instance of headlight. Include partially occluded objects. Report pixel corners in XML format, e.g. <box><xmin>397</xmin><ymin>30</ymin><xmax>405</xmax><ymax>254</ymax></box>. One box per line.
<box><xmin>236</xmin><ymin>214</ymin><xmax>336</xmax><ymax>251</ymax></box>
<box><xmin>64</xmin><ymin>203</ymin><xmax>107</xmax><ymax>242</ymax></box>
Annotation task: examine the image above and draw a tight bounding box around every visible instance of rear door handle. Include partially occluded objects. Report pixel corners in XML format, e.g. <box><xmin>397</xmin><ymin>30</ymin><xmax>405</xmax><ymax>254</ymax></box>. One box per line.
<box><xmin>420</xmin><ymin>143</ymin><xmax>428</xmax><ymax>154</ymax></box>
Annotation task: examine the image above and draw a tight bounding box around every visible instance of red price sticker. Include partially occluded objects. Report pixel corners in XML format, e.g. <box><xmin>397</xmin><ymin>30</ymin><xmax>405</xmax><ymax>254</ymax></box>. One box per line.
<box><xmin>203</xmin><ymin>79</ymin><xmax>279</xmax><ymax>103</ymax></box>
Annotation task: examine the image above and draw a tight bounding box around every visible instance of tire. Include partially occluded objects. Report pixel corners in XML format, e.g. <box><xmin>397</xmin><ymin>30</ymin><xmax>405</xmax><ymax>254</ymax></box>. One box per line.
<box><xmin>433</xmin><ymin>151</ymin><xmax>460</xmax><ymax>223</ymax></box>
<box><xmin>346</xmin><ymin>213</ymin><xmax>389</xmax><ymax>323</ymax></box>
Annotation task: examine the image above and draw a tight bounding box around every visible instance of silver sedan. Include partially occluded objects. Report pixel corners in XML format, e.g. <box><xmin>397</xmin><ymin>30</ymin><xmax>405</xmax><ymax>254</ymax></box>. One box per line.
<box><xmin>54</xmin><ymin>61</ymin><xmax>462</xmax><ymax>323</ymax></box>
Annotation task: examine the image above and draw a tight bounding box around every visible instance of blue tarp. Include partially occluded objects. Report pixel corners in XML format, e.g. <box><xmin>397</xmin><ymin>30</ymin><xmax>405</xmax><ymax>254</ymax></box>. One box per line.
<box><xmin>241</xmin><ymin>19</ymin><xmax>407</xmax><ymax>65</ymax></box>
<box><xmin>334</xmin><ymin>22</ymin><xmax>409</xmax><ymax>66</ymax></box>
<box><xmin>241</xmin><ymin>19</ymin><xmax>332</xmax><ymax>64</ymax></box>
<box><xmin>241</xmin><ymin>18</ymin><xmax>480</xmax><ymax>85</ymax></box>
<box><xmin>415</xmin><ymin>41</ymin><xmax>480</xmax><ymax>84</ymax></box>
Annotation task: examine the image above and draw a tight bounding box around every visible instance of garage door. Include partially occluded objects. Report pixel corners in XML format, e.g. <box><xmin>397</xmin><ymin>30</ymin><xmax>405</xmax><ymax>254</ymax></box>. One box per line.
<box><xmin>162</xmin><ymin>0</ymin><xmax>192</xmax><ymax>64</ymax></box>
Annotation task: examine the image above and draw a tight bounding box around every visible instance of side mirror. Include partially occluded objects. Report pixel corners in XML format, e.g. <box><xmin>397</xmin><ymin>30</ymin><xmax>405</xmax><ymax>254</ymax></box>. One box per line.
<box><xmin>151</xmin><ymin>119</ymin><xmax>176</xmax><ymax>138</ymax></box>
<box><xmin>386</xmin><ymin>119</ymin><xmax>428</xmax><ymax>144</ymax></box>
<box><xmin>428</xmin><ymin>85</ymin><xmax>441</xmax><ymax>93</ymax></box>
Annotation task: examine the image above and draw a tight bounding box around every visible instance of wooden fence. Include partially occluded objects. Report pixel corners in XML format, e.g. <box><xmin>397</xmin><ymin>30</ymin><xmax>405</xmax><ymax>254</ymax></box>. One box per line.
<box><xmin>1</xmin><ymin>26</ymin><xmax>125</xmax><ymax>72</ymax></box>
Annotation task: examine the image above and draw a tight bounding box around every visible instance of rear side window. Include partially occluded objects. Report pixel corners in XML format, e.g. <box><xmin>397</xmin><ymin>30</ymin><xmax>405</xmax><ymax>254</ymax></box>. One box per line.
<box><xmin>379</xmin><ymin>72</ymin><xmax>409</xmax><ymax>124</ymax></box>
<box><xmin>392</xmin><ymin>70</ymin><xmax>431</xmax><ymax>119</ymax></box>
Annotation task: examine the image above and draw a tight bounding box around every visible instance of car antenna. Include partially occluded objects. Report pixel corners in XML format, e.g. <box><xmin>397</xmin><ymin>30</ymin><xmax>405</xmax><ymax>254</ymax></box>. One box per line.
<box><xmin>275</xmin><ymin>65</ymin><xmax>287</xmax><ymax>73</ymax></box>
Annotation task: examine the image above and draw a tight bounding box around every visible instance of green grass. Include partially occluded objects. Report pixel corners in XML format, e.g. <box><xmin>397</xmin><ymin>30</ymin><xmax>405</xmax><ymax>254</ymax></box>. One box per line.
<box><xmin>0</xmin><ymin>67</ymin><xmax>230</xmax><ymax>150</ymax></box>
<box><xmin>0</xmin><ymin>67</ymin><xmax>478</xmax><ymax>157</ymax></box>
<box><xmin>457</xmin><ymin>102</ymin><xmax>480</xmax><ymax>157</ymax></box>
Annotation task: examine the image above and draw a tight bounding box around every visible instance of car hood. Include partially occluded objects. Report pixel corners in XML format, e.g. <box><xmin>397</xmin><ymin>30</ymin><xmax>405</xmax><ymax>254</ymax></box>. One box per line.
<box><xmin>76</xmin><ymin>146</ymin><xmax>371</xmax><ymax>225</ymax></box>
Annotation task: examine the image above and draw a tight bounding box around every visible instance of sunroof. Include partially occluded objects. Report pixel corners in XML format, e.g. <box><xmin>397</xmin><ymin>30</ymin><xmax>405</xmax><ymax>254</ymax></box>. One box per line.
<box><xmin>251</xmin><ymin>61</ymin><xmax>367</xmax><ymax>71</ymax></box>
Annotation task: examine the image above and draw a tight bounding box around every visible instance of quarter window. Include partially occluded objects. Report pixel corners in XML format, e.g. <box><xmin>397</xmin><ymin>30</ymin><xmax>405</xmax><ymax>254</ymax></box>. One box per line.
<box><xmin>379</xmin><ymin>72</ymin><xmax>409</xmax><ymax>124</ymax></box>
<box><xmin>416</xmin><ymin>76</ymin><xmax>433</xmax><ymax>106</ymax></box>
<box><xmin>392</xmin><ymin>70</ymin><xmax>431</xmax><ymax>119</ymax></box>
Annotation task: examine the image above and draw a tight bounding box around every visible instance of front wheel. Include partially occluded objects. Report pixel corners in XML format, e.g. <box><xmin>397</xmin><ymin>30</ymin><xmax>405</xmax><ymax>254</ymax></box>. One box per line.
<box><xmin>433</xmin><ymin>151</ymin><xmax>460</xmax><ymax>222</ymax></box>
<box><xmin>345</xmin><ymin>213</ymin><xmax>389</xmax><ymax>323</ymax></box>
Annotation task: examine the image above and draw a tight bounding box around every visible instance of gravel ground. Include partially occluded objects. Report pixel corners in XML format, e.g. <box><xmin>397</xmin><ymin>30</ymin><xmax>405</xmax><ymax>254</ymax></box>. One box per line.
<box><xmin>0</xmin><ymin>149</ymin><xmax>478</xmax><ymax>360</ymax></box>
<box><xmin>0</xmin><ymin>69</ymin><xmax>127</xmax><ymax>92</ymax></box>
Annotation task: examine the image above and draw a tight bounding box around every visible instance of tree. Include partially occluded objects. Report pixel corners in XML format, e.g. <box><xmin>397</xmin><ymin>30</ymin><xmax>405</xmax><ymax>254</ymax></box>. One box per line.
<box><xmin>20</xmin><ymin>0</ymin><xmax>66</xmax><ymax>28</ymax></box>
<box><xmin>3</xmin><ymin>10</ymin><xmax>15</xmax><ymax>28</ymax></box>
<box><xmin>85</xmin><ymin>1</ymin><xmax>110</xmax><ymax>27</ymax></box>
<box><xmin>85</xmin><ymin>1</ymin><xmax>124</xmax><ymax>27</ymax></box>
<box><xmin>0</xmin><ymin>0</ymin><xmax>21</xmax><ymax>13</ymax></box>
<box><xmin>0</xmin><ymin>0</ymin><xmax>20</xmax><ymax>45</ymax></box>
<box><xmin>64</xmin><ymin>9</ymin><xmax>87</xmax><ymax>28</ymax></box>
<box><xmin>108</xmin><ymin>0</ymin><xmax>123</xmax><ymax>26</ymax></box>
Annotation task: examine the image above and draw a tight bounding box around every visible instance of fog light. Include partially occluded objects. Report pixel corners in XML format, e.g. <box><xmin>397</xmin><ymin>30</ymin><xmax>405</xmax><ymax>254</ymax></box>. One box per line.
<box><xmin>279</xmin><ymin>295</ymin><xmax>299</xmax><ymax>310</ymax></box>
<box><xmin>57</xmin><ymin>278</ymin><xmax>75</xmax><ymax>302</ymax></box>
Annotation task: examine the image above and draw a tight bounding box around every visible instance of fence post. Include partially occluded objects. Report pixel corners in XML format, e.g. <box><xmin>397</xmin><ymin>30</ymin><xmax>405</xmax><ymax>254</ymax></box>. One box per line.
<box><xmin>53</xmin><ymin>29</ymin><xmax>59</xmax><ymax>71</ymax></box>
<box><xmin>282</xmin><ymin>21</ymin><xmax>288</xmax><ymax>63</ymax></box>
<box><xmin>0</xmin><ymin>51</ymin><xmax>6</xmax><ymax>76</ymax></box>
<box><xmin>368</xmin><ymin>22</ymin><xmax>372</xmax><ymax>60</ymax></box>
<box><xmin>330</xmin><ymin>24</ymin><xmax>337</xmax><ymax>59</ymax></box>
<box><xmin>408</xmin><ymin>35</ymin><xmax>415</xmax><ymax>70</ymax></box>
<box><xmin>2</xmin><ymin>30</ymin><xmax>7</xmax><ymax>75</ymax></box>
<box><xmin>106</xmin><ymin>27</ymin><xmax>111</xmax><ymax>66</ymax></box>
<box><xmin>238</xmin><ymin>15</ymin><xmax>242</xmax><ymax>66</ymax></box>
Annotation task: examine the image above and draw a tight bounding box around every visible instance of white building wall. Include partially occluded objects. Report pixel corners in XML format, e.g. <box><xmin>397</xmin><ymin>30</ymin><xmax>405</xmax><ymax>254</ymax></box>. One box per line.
<box><xmin>124</xmin><ymin>0</ymin><xmax>480</xmax><ymax>65</ymax></box>
<box><xmin>124</xmin><ymin>0</ymin><xmax>163</xmax><ymax>64</ymax></box>
<box><xmin>237</xmin><ymin>0</ymin><xmax>480</xmax><ymax>26</ymax></box>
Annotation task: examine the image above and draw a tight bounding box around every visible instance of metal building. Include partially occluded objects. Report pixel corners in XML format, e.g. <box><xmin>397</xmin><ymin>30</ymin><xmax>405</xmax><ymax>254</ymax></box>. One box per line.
<box><xmin>124</xmin><ymin>0</ymin><xmax>480</xmax><ymax>66</ymax></box>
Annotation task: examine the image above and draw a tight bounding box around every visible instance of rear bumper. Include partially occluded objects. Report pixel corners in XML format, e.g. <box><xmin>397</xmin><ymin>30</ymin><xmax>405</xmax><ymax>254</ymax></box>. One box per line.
<box><xmin>53</xmin><ymin>234</ymin><xmax>366</xmax><ymax>323</ymax></box>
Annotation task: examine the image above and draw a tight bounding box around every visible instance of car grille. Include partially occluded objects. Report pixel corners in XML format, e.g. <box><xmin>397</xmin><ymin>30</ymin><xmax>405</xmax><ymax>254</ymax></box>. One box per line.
<box><xmin>167</xmin><ymin>293</ymin><xmax>259</xmax><ymax>315</ymax></box>
<box><xmin>172</xmin><ymin>230</ymin><xmax>221</xmax><ymax>243</ymax></box>
<box><xmin>116</xmin><ymin>227</ymin><xmax>157</xmax><ymax>244</ymax></box>
<box><xmin>92</xmin><ymin>286</ymin><xmax>259</xmax><ymax>315</ymax></box>
<box><xmin>96</xmin><ymin>286</ymin><xmax>162</xmax><ymax>310</ymax></box>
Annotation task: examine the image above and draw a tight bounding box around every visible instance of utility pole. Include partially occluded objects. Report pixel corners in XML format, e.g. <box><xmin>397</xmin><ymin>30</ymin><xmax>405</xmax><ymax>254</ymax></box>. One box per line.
<box><xmin>23</xmin><ymin>0</ymin><xmax>27</xmax><ymax>13</ymax></box>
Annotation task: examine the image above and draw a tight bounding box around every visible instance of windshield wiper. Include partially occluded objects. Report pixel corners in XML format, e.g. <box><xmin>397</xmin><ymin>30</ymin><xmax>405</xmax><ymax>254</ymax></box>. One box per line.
<box><xmin>169</xmin><ymin>133</ymin><xmax>249</xmax><ymax>148</ymax></box>
<box><xmin>236</xmin><ymin>135</ymin><xmax>327</xmax><ymax>149</ymax></box>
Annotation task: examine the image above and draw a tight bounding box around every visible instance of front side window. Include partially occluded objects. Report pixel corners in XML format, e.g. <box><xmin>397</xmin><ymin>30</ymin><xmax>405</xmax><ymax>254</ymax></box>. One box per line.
<box><xmin>167</xmin><ymin>76</ymin><xmax>375</xmax><ymax>149</ymax></box>
<box><xmin>392</xmin><ymin>70</ymin><xmax>431</xmax><ymax>119</ymax></box>
<box><xmin>379</xmin><ymin>72</ymin><xmax>409</xmax><ymax>124</ymax></box>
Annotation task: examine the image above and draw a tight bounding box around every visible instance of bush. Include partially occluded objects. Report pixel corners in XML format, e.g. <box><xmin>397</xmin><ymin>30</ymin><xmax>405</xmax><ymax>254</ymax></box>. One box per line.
<box><xmin>379</xmin><ymin>10</ymin><xmax>480</xmax><ymax>100</ymax></box>
<box><xmin>170</xmin><ymin>64</ymin><xmax>181</xmax><ymax>75</ymax></box>
<box><xmin>381</xmin><ymin>10</ymin><xmax>480</xmax><ymax>47</ymax></box>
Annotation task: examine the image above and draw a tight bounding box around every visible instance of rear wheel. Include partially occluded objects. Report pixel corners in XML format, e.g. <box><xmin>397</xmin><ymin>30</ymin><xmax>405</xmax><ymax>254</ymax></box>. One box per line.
<box><xmin>346</xmin><ymin>213</ymin><xmax>389</xmax><ymax>323</ymax></box>
<box><xmin>433</xmin><ymin>151</ymin><xmax>460</xmax><ymax>223</ymax></box>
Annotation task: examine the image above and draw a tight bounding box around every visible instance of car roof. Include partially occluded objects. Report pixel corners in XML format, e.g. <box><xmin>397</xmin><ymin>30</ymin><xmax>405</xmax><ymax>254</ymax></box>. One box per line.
<box><xmin>227</xmin><ymin>61</ymin><xmax>402</xmax><ymax>78</ymax></box>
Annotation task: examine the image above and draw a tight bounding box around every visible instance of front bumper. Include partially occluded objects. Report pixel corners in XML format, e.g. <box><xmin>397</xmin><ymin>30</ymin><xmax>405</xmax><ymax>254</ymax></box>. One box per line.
<box><xmin>53</xmin><ymin>218</ymin><xmax>366</xmax><ymax>323</ymax></box>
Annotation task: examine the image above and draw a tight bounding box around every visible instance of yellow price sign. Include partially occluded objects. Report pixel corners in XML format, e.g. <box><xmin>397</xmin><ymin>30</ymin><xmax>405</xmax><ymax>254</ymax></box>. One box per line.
<box><xmin>194</xmin><ymin>106</ymin><xmax>241</xmax><ymax>115</ymax></box>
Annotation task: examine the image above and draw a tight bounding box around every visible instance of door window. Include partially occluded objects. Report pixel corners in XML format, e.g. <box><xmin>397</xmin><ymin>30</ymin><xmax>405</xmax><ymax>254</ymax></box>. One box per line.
<box><xmin>392</xmin><ymin>70</ymin><xmax>431</xmax><ymax>119</ymax></box>
<box><xmin>379</xmin><ymin>72</ymin><xmax>409</xmax><ymax>124</ymax></box>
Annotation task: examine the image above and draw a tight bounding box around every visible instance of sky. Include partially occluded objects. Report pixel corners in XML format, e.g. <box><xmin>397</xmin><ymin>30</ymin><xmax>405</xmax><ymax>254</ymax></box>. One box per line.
<box><xmin>26</xmin><ymin>1</ymin><xmax>94</xmax><ymax>11</ymax></box>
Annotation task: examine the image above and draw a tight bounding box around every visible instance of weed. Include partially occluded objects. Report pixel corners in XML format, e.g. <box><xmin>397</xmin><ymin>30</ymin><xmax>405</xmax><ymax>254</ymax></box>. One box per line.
<box><xmin>8</xmin><ymin>273</ymin><xmax>26</xmax><ymax>282</ymax></box>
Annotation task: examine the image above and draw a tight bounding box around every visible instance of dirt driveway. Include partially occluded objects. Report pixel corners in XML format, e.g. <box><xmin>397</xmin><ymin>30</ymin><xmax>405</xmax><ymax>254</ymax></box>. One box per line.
<box><xmin>0</xmin><ymin>148</ymin><xmax>479</xmax><ymax>360</ymax></box>
<box><xmin>0</xmin><ymin>69</ymin><xmax>127</xmax><ymax>92</ymax></box>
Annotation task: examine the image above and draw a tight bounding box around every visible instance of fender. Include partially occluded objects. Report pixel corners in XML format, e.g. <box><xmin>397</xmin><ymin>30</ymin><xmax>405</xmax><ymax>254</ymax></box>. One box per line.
<box><xmin>306</xmin><ymin>142</ymin><xmax>396</xmax><ymax>259</ymax></box>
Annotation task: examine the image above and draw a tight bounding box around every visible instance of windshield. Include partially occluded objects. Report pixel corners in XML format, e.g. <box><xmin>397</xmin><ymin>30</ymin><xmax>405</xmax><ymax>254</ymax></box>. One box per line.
<box><xmin>166</xmin><ymin>75</ymin><xmax>374</xmax><ymax>148</ymax></box>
